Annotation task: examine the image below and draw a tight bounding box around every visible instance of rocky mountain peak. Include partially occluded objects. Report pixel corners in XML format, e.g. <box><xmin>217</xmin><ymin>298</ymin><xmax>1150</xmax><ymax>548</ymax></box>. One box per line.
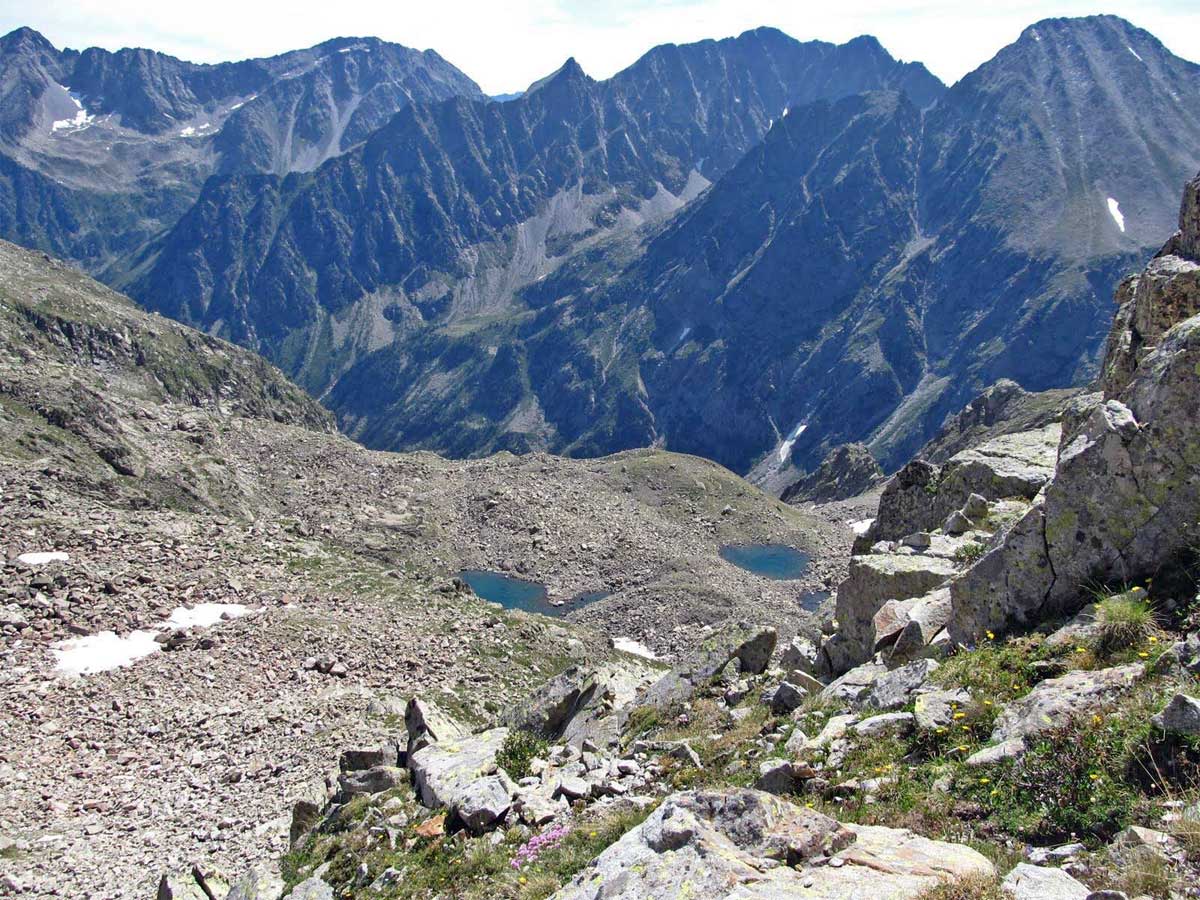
<box><xmin>525</xmin><ymin>56</ymin><xmax>590</xmax><ymax>95</ymax></box>
<box><xmin>0</xmin><ymin>25</ymin><xmax>56</xmax><ymax>56</ymax></box>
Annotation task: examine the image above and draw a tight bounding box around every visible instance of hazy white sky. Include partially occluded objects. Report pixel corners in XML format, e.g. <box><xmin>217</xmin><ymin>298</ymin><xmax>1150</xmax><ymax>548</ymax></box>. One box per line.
<box><xmin>2</xmin><ymin>0</ymin><xmax>1198</xmax><ymax>94</ymax></box>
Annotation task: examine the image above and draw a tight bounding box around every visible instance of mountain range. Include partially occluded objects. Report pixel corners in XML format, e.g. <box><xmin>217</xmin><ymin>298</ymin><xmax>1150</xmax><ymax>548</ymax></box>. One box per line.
<box><xmin>1</xmin><ymin>15</ymin><xmax>1197</xmax><ymax>483</ymax></box>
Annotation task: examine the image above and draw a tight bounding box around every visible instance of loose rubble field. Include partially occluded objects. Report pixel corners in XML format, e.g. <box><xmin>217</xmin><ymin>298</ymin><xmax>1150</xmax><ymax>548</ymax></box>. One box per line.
<box><xmin>0</xmin><ymin>240</ymin><xmax>867</xmax><ymax>898</ymax></box>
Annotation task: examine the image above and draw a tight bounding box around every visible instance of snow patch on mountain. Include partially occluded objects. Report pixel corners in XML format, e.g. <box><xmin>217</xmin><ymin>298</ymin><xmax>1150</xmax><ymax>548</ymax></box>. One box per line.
<box><xmin>51</xmin><ymin>88</ymin><xmax>95</xmax><ymax>133</ymax></box>
<box><xmin>1107</xmin><ymin>197</ymin><xmax>1126</xmax><ymax>232</ymax></box>
<box><xmin>778</xmin><ymin>422</ymin><xmax>807</xmax><ymax>462</ymax></box>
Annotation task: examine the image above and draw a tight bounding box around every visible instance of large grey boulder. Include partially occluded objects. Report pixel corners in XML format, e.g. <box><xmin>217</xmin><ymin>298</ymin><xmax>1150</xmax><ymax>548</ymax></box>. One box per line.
<box><xmin>821</xmin><ymin>662</ymin><xmax>886</xmax><ymax>705</ymax></box>
<box><xmin>938</xmin><ymin>426</ymin><xmax>1060</xmax><ymax>512</ymax></box>
<box><xmin>867</xmin><ymin>659</ymin><xmax>939</xmax><ymax>711</ymax></box>
<box><xmin>282</xmin><ymin>879</ymin><xmax>333</xmax><ymax>900</ymax></box>
<box><xmin>404</xmin><ymin>698</ymin><xmax>468</xmax><ymax>759</ymax></box>
<box><xmin>339</xmin><ymin>742</ymin><xmax>401</xmax><ymax>772</ymax></box>
<box><xmin>780</xmin><ymin>635</ymin><xmax>820</xmax><ymax>677</ymax></box>
<box><xmin>641</xmin><ymin>623</ymin><xmax>776</xmax><ymax>710</ymax></box>
<box><xmin>833</xmin><ymin>554</ymin><xmax>957</xmax><ymax>671</ymax></box>
<box><xmin>1151</xmin><ymin>693</ymin><xmax>1200</xmax><ymax>735</ymax></box>
<box><xmin>408</xmin><ymin>727</ymin><xmax>510</xmax><ymax>817</ymax></box>
<box><xmin>887</xmin><ymin>589</ymin><xmax>953</xmax><ymax>664</ymax></box>
<box><xmin>335</xmin><ymin>765</ymin><xmax>408</xmax><ymax>801</ymax></box>
<box><xmin>457</xmin><ymin>773</ymin><xmax>515</xmax><ymax>833</ymax></box>
<box><xmin>868</xmin><ymin>427</ymin><xmax>1058</xmax><ymax>545</ymax></box>
<box><xmin>549</xmin><ymin>789</ymin><xmax>993</xmax><ymax>899</ymax></box>
<box><xmin>504</xmin><ymin>665</ymin><xmax>599</xmax><ymax>739</ymax></box>
<box><xmin>982</xmin><ymin>665</ymin><xmax>1143</xmax><ymax>758</ymax></box>
<box><xmin>914</xmin><ymin>689</ymin><xmax>971</xmax><ymax>731</ymax></box>
<box><xmin>1001</xmin><ymin>863</ymin><xmax>1090</xmax><ymax>899</ymax></box>
<box><xmin>226</xmin><ymin>868</ymin><xmax>285</xmax><ymax>900</ymax></box>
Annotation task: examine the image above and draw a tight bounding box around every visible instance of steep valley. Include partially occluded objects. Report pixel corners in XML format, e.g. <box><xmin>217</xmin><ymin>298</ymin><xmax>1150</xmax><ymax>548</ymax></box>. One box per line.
<box><xmin>0</xmin><ymin>240</ymin><xmax>848</xmax><ymax>897</ymax></box>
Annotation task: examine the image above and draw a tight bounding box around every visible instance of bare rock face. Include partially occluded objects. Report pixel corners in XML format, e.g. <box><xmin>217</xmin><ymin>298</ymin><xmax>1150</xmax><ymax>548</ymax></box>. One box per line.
<box><xmin>866</xmin><ymin>426</ymin><xmax>1058</xmax><ymax>545</ymax></box>
<box><xmin>1175</xmin><ymin>171</ymin><xmax>1200</xmax><ymax>262</ymax></box>
<box><xmin>549</xmin><ymin>789</ymin><xmax>994</xmax><ymax>899</ymax></box>
<box><xmin>782</xmin><ymin>443</ymin><xmax>884</xmax><ymax>503</ymax></box>
<box><xmin>1100</xmin><ymin>256</ymin><xmax>1200</xmax><ymax>396</ymax></box>
<box><xmin>950</xmin><ymin>171</ymin><xmax>1200</xmax><ymax>642</ymax></box>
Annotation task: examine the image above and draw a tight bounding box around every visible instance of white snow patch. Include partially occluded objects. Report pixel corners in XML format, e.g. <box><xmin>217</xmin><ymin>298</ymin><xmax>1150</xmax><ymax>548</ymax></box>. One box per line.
<box><xmin>164</xmin><ymin>603</ymin><xmax>250</xmax><ymax>630</ymax></box>
<box><xmin>849</xmin><ymin>518</ymin><xmax>875</xmax><ymax>536</ymax></box>
<box><xmin>51</xmin><ymin>89</ymin><xmax>95</xmax><ymax>132</ymax></box>
<box><xmin>778</xmin><ymin>422</ymin><xmax>807</xmax><ymax>463</ymax></box>
<box><xmin>782</xmin><ymin>106</ymin><xmax>789</xmax><ymax>118</ymax></box>
<box><xmin>1031</xmin><ymin>28</ymin><xmax>1041</xmax><ymax>42</ymax></box>
<box><xmin>51</xmin><ymin>630</ymin><xmax>161</xmax><ymax>675</ymax></box>
<box><xmin>18</xmin><ymin>551</ymin><xmax>70</xmax><ymax>566</ymax></box>
<box><xmin>179</xmin><ymin>126</ymin><xmax>196</xmax><ymax>137</ymax></box>
<box><xmin>613</xmin><ymin>637</ymin><xmax>658</xmax><ymax>660</ymax></box>
<box><xmin>1128</xmin><ymin>46</ymin><xmax>1144</xmax><ymax>62</ymax></box>
<box><xmin>50</xmin><ymin>603</ymin><xmax>252</xmax><ymax>675</ymax></box>
<box><xmin>1107</xmin><ymin>197</ymin><xmax>1126</xmax><ymax>232</ymax></box>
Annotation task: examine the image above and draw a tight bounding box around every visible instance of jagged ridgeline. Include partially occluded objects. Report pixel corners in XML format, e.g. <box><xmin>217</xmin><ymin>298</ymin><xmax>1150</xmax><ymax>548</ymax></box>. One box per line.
<box><xmin>13</xmin><ymin>17</ymin><xmax>1199</xmax><ymax>477</ymax></box>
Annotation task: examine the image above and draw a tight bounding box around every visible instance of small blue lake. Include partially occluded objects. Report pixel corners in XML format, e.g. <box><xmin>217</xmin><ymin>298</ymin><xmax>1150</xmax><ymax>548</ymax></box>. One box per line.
<box><xmin>719</xmin><ymin>543</ymin><xmax>811</xmax><ymax>580</ymax></box>
<box><xmin>459</xmin><ymin>570</ymin><xmax>607</xmax><ymax>617</ymax></box>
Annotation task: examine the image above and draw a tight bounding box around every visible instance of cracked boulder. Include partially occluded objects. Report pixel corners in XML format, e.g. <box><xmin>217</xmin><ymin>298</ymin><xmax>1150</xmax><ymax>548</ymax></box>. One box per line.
<box><xmin>952</xmin><ymin>175</ymin><xmax>1200</xmax><ymax>642</ymax></box>
<box><xmin>832</xmin><ymin>554</ymin><xmax>957</xmax><ymax>671</ymax></box>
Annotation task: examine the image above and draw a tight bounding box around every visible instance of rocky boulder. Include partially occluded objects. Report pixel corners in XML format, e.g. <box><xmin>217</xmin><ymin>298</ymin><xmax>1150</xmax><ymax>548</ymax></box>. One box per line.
<box><xmin>866</xmin><ymin>427</ymin><xmax>1058</xmax><ymax>546</ymax></box>
<box><xmin>831</xmin><ymin>554</ymin><xmax>956</xmax><ymax>671</ymax></box>
<box><xmin>1151</xmin><ymin>693</ymin><xmax>1200</xmax><ymax>735</ymax></box>
<box><xmin>550</xmin><ymin>789</ymin><xmax>993</xmax><ymax>899</ymax></box>
<box><xmin>407</xmin><ymin>727</ymin><xmax>513</xmax><ymax>829</ymax></box>
<box><xmin>969</xmin><ymin>665</ymin><xmax>1143</xmax><ymax>764</ymax></box>
<box><xmin>641</xmin><ymin>623</ymin><xmax>776</xmax><ymax>710</ymax></box>
<box><xmin>504</xmin><ymin>665</ymin><xmax>599</xmax><ymax>739</ymax></box>
<box><xmin>226</xmin><ymin>868</ymin><xmax>286</xmax><ymax>900</ymax></box>
<box><xmin>952</xmin><ymin>173</ymin><xmax>1200</xmax><ymax>642</ymax></box>
<box><xmin>404</xmin><ymin>698</ymin><xmax>468</xmax><ymax>759</ymax></box>
<box><xmin>283</xmin><ymin>878</ymin><xmax>334</xmax><ymax>900</ymax></box>
<box><xmin>1000</xmin><ymin>863</ymin><xmax>1090</xmax><ymax>899</ymax></box>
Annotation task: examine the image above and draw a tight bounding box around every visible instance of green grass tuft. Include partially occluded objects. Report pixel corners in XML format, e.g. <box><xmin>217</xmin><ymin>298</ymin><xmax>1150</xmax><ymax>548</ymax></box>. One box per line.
<box><xmin>1096</xmin><ymin>588</ymin><xmax>1157</xmax><ymax>653</ymax></box>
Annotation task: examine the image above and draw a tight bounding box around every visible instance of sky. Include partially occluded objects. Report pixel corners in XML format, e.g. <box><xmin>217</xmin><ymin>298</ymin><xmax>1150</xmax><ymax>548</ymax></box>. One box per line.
<box><xmin>2</xmin><ymin>0</ymin><xmax>1198</xmax><ymax>95</ymax></box>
